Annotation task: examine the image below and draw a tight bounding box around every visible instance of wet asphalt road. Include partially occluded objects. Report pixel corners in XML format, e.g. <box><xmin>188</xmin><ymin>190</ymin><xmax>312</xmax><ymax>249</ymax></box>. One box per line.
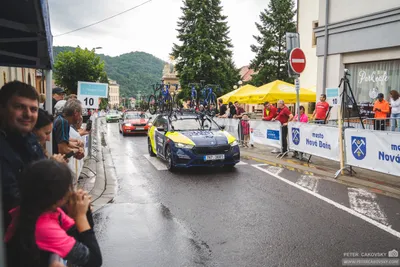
<box><xmin>94</xmin><ymin>121</ymin><xmax>400</xmax><ymax>267</ymax></box>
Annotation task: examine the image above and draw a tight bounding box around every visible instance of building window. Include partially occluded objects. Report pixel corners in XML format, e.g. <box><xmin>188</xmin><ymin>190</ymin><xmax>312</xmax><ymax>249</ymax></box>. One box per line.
<box><xmin>3</xmin><ymin>71</ymin><xmax>6</xmax><ymax>84</ymax></box>
<box><xmin>346</xmin><ymin>59</ymin><xmax>400</xmax><ymax>103</ymax></box>
<box><xmin>312</xmin><ymin>21</ymin><xmax>318</xmax><ymax>47</ymax></box>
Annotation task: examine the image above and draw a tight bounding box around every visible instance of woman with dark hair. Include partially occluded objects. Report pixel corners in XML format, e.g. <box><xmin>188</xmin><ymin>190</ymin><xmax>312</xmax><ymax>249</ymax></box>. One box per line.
<box><xmin>5</xmin><ymin>160</ymin><xmax>102</xmax><ymax>267</ymax></box>
<box><xmin>390</xmin><ymin>90</ymin><xmax>400</xmax><ymax>131</ymax></box>
<box><xmin>33</xmin><ymin>109</ymin><xmax>53</xmax><ymax>154</ymax></box>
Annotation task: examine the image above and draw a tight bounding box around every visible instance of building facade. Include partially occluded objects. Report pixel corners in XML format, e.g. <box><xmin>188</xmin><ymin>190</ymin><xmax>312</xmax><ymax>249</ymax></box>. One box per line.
<box><xmin>298</xmin><ymin>0</ymin><xmax>400</xmax><ymax>118</ymax></box>
<box><xmin>0</xmin><ymin>66</ymin><xmax>36</xmax><ymax>89</ymax></box>
<box><xmin>108</xmin><ymin>79</ymin><xmax>120</xmax><ymax>108</ymax></box>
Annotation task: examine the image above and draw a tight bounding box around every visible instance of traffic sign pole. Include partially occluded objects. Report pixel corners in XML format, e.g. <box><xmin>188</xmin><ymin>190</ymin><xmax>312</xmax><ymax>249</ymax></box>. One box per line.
<box><xmin>289</xmin><ymin>48</ymin><xmax>306</xmax><ymax>120</ymax></box>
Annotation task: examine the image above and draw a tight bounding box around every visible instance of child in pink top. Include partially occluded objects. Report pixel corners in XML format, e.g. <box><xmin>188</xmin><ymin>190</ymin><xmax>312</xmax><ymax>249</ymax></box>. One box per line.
<box><xmin>5</xmin><ymin>160</ymin><xmax>102</xmax><ymax>267</ymax></box>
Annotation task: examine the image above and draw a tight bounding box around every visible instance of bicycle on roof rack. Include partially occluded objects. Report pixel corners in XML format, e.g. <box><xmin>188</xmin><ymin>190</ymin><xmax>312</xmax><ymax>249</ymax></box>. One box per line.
<box><xmin>187</xmin><ymin>81</ymin><xmax>205</xmax><ymax>109</ymax></box>
<box><xmin>199</xmin><ymin>84</ymin><xmax>220</xmax><ymax>110</ymax></box>
<box><xmin>148</xmin><ymin>82</ymin><xmax>174</xmax><ymax>115</ymax></box>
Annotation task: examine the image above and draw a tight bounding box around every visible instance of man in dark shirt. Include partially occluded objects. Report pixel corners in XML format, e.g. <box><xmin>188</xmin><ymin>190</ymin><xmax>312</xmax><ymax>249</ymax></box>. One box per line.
<box><xmin>217</xmin><ymin>98</ymin><xmax>228</xmax><ymax>117</ymax></box>
<box><xmin>51</xmin><ymin>87</ymin><xmax>65</xmax><ymax>114</ymax></box>
<box><xmin>53</xmin><ymin>99</ymin><xmax>85</xmax><ymax>158</ymax></box>
<box><xmin>0</xmin><ymin>81</ymin><xmax>46</xmax><ymax>230</ymax></box>
<box><xmin>272</xmin><ymin>100</ymin><xmax>293</xmax><ymax>155</ymax></box>
<box><xmin>233</xmin><ymin>101</ymin><xmax>245</xmax><ymax>119</ymax></box>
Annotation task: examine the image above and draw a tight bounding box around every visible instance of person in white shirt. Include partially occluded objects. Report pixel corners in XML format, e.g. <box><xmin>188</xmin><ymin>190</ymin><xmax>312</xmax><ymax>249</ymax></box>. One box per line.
<box><xmin>390</xmin><ymin>90</ymin><xmax>400</xmax><ymax>132</ymax></box>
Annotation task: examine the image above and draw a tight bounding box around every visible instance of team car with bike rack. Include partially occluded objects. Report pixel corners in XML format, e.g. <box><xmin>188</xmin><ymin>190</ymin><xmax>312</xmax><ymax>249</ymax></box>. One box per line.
<box><xmin>147</xmin><ymin>111</ymin><xmax>240</xmax><ymax>171</ymax></box>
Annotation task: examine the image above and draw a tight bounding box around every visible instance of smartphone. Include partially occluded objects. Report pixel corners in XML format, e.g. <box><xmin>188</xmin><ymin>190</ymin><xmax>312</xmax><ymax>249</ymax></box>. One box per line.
<box><xmin>64</xmin><ymin>151</ymin><xmax>75</xmax><ymax>159</ymax></box>
<box><xmin>86</xmin><ymin>119</ymin><xmax>92</xmax><ymax>131</ymax></box>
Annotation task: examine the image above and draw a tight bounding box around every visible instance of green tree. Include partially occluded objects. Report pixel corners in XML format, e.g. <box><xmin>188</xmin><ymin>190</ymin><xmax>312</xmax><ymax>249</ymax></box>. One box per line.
<box><xmin>250</xmin><ymin>0</ymin><xmax>296</xmax><ymax>86</ymax></box>
<box><xmin>54</xmin><ymin>47</ymin><xmax>107</xmax><ymax>94</ymax></box>
<box><xmin>172</xmin><ymin>0</ymin><xmax>240</xmax><ymax>96</ymax></box>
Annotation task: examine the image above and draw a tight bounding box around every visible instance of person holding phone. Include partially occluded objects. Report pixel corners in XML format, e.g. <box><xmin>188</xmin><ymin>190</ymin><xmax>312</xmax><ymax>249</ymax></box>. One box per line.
<box><xmin>5</xmin><ymin>160</ymin><xmax>102</xmax><ymax>267</ymax></box>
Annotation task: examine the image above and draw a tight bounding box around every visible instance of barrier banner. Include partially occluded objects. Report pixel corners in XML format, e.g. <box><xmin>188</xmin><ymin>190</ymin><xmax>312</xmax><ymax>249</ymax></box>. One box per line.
<box><xmin>249</xmin><ymin>120</ymin><xmax>282</xmax><ymax>149</ymax></box>
<box><xmin>344</xmin><ymin>128</ymin><xmax>400</xmax><ymax>176</ymax></box>
<box><xmin>288</xmin><ymin>122</ymin><xmax>340</xmax><ymax>161</ymax></box>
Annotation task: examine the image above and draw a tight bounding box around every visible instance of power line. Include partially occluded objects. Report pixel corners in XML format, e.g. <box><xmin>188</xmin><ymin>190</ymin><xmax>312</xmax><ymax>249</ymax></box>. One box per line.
<box><xmin>53</xmin><ymin>0</ymin><xmax>152</xmax><ymax>38</ymax></box>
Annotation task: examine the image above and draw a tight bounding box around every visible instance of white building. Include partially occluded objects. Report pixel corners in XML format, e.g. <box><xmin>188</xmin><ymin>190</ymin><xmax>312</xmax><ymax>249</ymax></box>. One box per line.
<box><xmin>108</xmin><ymin>79</ymin><xmax>120</xmax><ymax>108</ymax></box>
<box><xmin>298</xmin><ymin>0</ymin><xmax>400</xmax><ymax>117</ymax></box>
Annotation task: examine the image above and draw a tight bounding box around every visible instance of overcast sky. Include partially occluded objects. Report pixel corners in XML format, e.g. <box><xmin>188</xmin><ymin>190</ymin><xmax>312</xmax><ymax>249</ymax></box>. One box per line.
<box><xmin>49</xmin><ymin>0</ymin><xmax>269</xmax><ymax>67</ymax></box>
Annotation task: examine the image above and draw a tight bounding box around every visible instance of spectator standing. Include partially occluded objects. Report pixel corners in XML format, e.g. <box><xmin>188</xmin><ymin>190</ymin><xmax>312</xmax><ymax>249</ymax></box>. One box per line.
<box><xmin>53</xmin><ymin>99</ymin><xmax>85</xmax><ymax>158</ymax></box>
<box><xmin>0</xmin><ymin>81</ymin><xmax>45</xmax><ymax>230</ymax></box>
<box><xmin>262</xmin><ymin>102</ymin><xmax>277</xmax><ymax>121</ymax></box>
<box><xmin>228</xmin><ymin>102</ymin><xmax>236</xmax><ymax>118</ymax></box>
<box><xmin>51</xmin><ymin>88</ymin><xmax>66</xmax><ymax>114</ymax></box>
<box><xmin>373</xmin><ymin>93</ymin><xmax>390</xmax><ymax>131</ymax></box>
<box><xmin>33</xmin><ymin>109</ymin><xmax>54</xmax><ymax>158</ymax></box>
<box><xmin>389</xmin><ymin>90</ymin><xmax>400</xmax><ymax>131</ymax></box>
<box><xmin>217</xmin><ymin>99</ymin><xmax>228</xmax><ymax>118</ymax></box>
<box><xmin>312</xmin><ymin>94</ymin><xmax>330</xmax><ymax>124</ymax></box>
<box><xmin>291</xmin><ymin>106</ymin><xmax>308</xmax><ymax>159</ymax></box>
<box><xmin>272</xmin><ymin>100</ymin><xmax>293</xmax><ymax>155</ymax></box>
<box><xmin>39</xmin><ymin>93</ymin><xmax>46</xmax><ymax>109</ymax></box>
<box><xmin>233</xmin><ymin>102</ymin><xmax>245</xmax><ymax>119</ymax></box>
<box><xmin>293</xmin><ymin>106</ymin><xmax>309</xmax><ymax>123</ymax></box>
<box><xmin>241</xmin><ymin>114</ymin><xmax>251</xmax><ymax>147</ymax></box>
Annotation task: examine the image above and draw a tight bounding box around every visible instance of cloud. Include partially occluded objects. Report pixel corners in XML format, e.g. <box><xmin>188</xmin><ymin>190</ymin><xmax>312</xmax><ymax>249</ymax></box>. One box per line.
<box><xmin>49</xmin><ymin>0</ymin><xmax>270</xmax><ymax>67</ymax></box>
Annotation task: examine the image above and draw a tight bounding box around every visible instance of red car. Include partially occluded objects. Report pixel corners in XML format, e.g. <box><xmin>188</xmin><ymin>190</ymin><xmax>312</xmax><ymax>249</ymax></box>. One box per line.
<box><xmin>119</xmin><ymin>112</ymin><xmax>152</xmax><ymax>136</ymax></box>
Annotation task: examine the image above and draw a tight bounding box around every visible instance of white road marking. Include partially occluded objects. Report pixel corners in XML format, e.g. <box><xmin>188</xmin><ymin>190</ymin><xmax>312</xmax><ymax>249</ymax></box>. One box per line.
<box><xmin>296</xmin><ymin>175</ymin><xmax>318</xmax><ymax>192</ymax></box>
<box><xmin>236</xmin><ymin>161</ymin><xmax>248</xmax><ymax>166</ymax></box>
<box><xmin>348</xmin><ymin>188</ymin><xmax>389</xmax><ymax>226</ymax></box>
<box><xmin>143</xmin><ymin>154</ymin><xmax>168</xmax><ymax>171</ymax></box>
<box><xmin>251</xmin><ymin>164</ymin><xmax>400</xmax><ymax>239</ymax></box>
<box><xmin>253</xmin><ymin>164</ymin><xmax>284</xmax><ymax>175</ymax></box>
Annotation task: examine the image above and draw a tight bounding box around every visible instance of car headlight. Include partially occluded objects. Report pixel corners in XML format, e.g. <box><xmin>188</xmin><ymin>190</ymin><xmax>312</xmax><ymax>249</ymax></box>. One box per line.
<box><xmin>175</xmin><ymin>143</ymin><xmax>194</xmax><ymax>149</ymax></box>
<box><xmin>124</xmin><ymin>123</ymin><xmax>132</xmax><ymax>127</ymax></box>
<box><xmin>230</xmin><ymin>140</ymin><xmax>239</xmax><ymax>147</ymax></box>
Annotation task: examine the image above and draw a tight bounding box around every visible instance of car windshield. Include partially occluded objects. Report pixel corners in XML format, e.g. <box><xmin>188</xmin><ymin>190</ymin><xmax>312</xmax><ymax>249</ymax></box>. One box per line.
<box><xmin>125</xmin><ymin>113</ymin><xmax>147</xmax><ymax>119</ymax></box>
<box><xmin>109</xmin><ymin>110</ymin><xmax>118</xmax><ymax>114</ymax></box>
<box><xmin>171</xmin><ymin>117</ymin><xmax>220</xmax><ymax>131</ymax></box>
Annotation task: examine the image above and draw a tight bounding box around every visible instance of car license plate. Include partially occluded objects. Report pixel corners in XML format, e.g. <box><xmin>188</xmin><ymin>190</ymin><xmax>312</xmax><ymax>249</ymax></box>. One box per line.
<box><xmin>204</xmin><ymin>154</ymin><xmax>225</xmax><ymax>161</ymax></box>
<box><xmin>136</xmin><ymin>127</ymin><xmax>144</xmax><ymax>130</ymax></box>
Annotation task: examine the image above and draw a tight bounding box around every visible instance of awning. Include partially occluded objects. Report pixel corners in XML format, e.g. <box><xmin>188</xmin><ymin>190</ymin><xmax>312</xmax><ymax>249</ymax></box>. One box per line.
<box><xmin>247</xmin><ymin>80</ymin><xmax>316</xmax><ymax>104</ymax></box>
<box><xmin>0</xmin><ymin>0</ymin><xmax>53</xmax><ymax>69</ymax></box>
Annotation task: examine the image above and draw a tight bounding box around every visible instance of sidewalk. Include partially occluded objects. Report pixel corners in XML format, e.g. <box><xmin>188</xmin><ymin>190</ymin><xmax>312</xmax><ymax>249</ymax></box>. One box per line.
<box><xmin>240</xmin><ymin>144</ymin><xmax>400</xmax><ymax>199</ymax></box>
<box><xmin>78</xmin><ymin>117</ymin><xmax>117</xmax><ymax>212</ymax></box>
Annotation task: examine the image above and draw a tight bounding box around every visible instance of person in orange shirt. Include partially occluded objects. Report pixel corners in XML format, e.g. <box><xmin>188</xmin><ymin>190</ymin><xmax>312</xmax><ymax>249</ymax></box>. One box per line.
<box><xmin>373</xmin><ymin>93</ymin><xmax>390</xmax><ymax>131</ymax></box>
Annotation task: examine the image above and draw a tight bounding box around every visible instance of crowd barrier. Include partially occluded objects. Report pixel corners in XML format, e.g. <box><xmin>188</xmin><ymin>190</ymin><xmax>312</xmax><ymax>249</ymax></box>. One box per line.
<box><xmin>217</xmin><ymin>117</ymin><xmax>400</xmax><ymax>178</ymax></box>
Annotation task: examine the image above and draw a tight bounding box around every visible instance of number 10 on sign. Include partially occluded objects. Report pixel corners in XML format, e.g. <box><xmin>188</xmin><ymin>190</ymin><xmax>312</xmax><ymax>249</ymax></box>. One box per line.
<box><xmin>78</xmin><ymin>95</ymin><xmax>99</xmax><ymax>109</ymax></box>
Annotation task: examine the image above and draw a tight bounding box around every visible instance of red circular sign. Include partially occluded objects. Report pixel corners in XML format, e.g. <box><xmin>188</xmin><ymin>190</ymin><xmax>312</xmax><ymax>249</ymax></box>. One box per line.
<box><xmin>289</xmin><ymin>48</ymin><xmax>306</xmax><ymax>74</ymax></box>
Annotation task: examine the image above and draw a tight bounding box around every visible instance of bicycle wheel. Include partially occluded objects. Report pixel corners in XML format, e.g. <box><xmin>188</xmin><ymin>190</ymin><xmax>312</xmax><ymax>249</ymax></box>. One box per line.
<box><xmin>148</xmin><ymin>95</ymin><xmax>157</xmax><ymax>115</ymax></box>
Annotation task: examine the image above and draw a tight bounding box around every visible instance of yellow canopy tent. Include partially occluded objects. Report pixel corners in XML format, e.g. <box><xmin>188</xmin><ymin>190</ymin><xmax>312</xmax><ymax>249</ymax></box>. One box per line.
<box><xmin>246</xmin><ymin>80</ymin><xmax>316</xmax><ymax>104</ymax></box>
<box><xmin>218</xmin><ymin>88</ymin><xmax>239</xmax><ymax>104</ymax></box>
<box><xmin>218</xmin><ymin>84</ymin><xmax>257</xmax><ymax>104</ymax></box>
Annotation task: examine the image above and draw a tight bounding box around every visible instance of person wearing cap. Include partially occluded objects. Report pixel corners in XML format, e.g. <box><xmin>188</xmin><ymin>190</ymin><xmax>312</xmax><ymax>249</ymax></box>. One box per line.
<box><xmin>52</xmin><ymin>87</ymin><xmax>66</xmax><ymax>114</ymax></box>
<box><xmin>373</xmin><ymin>93</ymin><xmax>390</xmax><ymax>131</ymax></box>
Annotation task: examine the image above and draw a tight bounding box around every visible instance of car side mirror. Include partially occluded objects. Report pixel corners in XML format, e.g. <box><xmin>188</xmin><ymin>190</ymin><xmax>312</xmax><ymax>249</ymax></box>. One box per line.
<box><xmin>221</xmin><ymin>125</ymin><xmax>226</xmax><ymax>130</ymax></box>
<box><xmin>157</xmin><ymin>127</ymin><xmax>165</xmax><ymax>132</ymax></box>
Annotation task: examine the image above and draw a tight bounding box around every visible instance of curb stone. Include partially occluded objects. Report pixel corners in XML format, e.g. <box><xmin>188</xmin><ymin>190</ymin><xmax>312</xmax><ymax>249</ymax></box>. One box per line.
<box><xmin>85</xmin><ymin>117</ymin><xmax>117</xmax><ymax>212</ymax></box>
<box><xmin>241</xmin><ymin>151</ymin><xmax>400</xmax><ymax>200</ymax></box>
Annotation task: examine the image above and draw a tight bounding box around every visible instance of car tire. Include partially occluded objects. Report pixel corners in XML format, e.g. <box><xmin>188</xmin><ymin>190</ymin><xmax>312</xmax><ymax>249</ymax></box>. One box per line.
<box><xmin>122</xmin><ymin>132</ymin><xmax>126</xmax><ymax>136</ymax></box>
<box><xmin>148</xmin><ymin>139</ymin><xmax>156</xmax><ymax>157</ymax></box>
<box><xmin>165</xmin><ymin>145</ymin><xmax>176</xmax><ymax>172</ymax></box>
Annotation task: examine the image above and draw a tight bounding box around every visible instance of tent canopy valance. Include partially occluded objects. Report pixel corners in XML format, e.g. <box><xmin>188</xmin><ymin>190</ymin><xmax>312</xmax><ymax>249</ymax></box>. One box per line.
<box><xmin>0</xmin><ymin>0</ymin><xmax>53</xmax><ymax>69</ymax></box>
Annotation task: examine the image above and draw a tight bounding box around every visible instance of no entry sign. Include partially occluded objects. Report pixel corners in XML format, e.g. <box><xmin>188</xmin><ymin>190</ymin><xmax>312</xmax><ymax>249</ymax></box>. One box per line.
<box><xmin>289</xmin><ymin>48</ymin><xmax>306</xmax><ymax>74</ymax></box>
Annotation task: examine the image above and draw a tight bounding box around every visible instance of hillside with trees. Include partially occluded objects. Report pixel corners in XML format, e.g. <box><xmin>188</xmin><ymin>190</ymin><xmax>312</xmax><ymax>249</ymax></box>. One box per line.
<box><xmin>53</xmin><ymin>46</ymin><xmax>165</xmax><ymax>97</ymax></box>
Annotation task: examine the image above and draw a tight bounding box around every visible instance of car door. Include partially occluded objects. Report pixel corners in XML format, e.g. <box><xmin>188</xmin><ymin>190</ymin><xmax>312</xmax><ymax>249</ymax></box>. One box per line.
<box><xmin>155</xmin><ymin>117</ymin><xmax>168</xmax><ymax>158</ymax></box>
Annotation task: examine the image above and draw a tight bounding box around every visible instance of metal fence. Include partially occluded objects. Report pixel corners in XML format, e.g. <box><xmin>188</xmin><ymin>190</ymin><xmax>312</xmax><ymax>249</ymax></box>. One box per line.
<box><xmin>309</xmin><ymin>117</ymin><xmax>400</xmax><ymax>132</ymax></box>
